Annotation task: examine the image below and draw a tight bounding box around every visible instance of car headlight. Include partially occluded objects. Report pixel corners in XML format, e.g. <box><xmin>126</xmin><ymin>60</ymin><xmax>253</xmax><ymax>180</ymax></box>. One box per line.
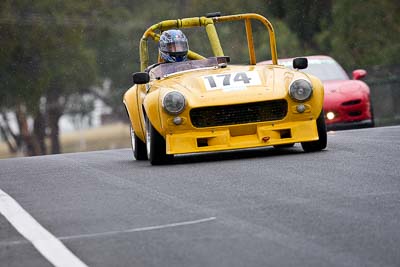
<box><xmin>162</xmin><ymin>91</ymin><xmax>186</xmax><ymax>115</ymax></box>
<box><xmin>326</xmin><ymin>111</ymin><xmax>335</xmax><ymax>120</ymax></box>
<box><xmin>289</xmin><ymin>79</ymin><xmax>313</xmax><ymax>101</ymax></box>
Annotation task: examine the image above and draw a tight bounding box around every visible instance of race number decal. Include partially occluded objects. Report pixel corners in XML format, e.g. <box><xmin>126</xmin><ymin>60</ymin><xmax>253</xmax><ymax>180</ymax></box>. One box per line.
<box><xmin>203</xmin><ymin>71</ymin><xmax>261</xmax><ymax>91</ymax></box>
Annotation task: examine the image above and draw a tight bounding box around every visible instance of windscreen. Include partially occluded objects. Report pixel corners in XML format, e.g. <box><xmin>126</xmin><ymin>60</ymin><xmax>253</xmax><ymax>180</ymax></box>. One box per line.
<box><xmin>305</xmin><ymin>58</ymin><xmax>349</xmax><ymax>81</ymax></box>
<box><xmin>148</xmin><ymin>57</ymin><xmax>229</xmax><ymax>79</ymax></box>
<box><xmin>279</xmin><ymin>58</ymin><xmax>349</xmax><ymax>81</ymax></box>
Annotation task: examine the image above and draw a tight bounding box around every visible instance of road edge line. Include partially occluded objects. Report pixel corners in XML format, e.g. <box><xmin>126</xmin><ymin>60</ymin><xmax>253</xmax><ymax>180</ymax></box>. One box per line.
<box><xmin>0</xmin><ymin>189</ymin><xmax>88</xmax><ymax>267</ymax></box>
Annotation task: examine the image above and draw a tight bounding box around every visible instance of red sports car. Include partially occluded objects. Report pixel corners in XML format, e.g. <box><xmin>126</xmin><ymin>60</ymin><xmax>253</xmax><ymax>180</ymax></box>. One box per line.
<box><xmin>260</xmin><ymin>55</ymin><xmax>374</xmax><ymax>130</ymax></box>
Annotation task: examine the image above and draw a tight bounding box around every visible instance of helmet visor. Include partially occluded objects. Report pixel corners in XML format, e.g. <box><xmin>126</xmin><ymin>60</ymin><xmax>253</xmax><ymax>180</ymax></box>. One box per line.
<box><xmin>161</xmin><ymin>40</ymin><xmax>188</xmax><ymax>54</ymax></box>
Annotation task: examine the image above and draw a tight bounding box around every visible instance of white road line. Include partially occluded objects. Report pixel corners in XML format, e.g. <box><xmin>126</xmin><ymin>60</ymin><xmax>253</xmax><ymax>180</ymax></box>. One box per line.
<box><xmin>59</xmin><ymin>216</ymin><xmax>217</xmax><ymax>241</ymax></box>
<box><xmin>0</xmin><ymin>189</ymin><xmax>88</xmax><ymax>267</ymax></box>
<box><xmin>0</xmin><ymin>216</ymin><xmax>217</xmax><ymax>246</ymax></box>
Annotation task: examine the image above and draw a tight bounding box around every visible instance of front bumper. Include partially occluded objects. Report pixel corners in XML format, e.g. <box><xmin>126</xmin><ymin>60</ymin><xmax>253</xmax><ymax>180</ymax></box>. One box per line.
<box><xmin>166</xmin><ymin>120</ymin><xmax>318</xmax><ymax>154</ymax></box>
<box><xmin>324</xmin><ymin>95</ymin><xmax>372</xmax><ymax>130</ymax></box>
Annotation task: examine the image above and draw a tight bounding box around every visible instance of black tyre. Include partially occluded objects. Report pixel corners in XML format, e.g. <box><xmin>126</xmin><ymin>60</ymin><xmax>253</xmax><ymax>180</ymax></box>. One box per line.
<box><xmin>301</xmin><ymin>111</ymin><xmax>327</xmax><ymax>152</ymax></box>
<box><xmin>146</xmin><ymin>119</ymin><xmax>173</xmax><ymax>165</ymax></box>
<box><xmin>130</xmin><ymin>126</ymin><xmax>147</xmax><ymax>160</ymax></box>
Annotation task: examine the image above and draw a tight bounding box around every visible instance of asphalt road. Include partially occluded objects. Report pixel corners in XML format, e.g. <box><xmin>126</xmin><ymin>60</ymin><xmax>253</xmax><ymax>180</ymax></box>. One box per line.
<box><xmin>1</xmin><ymin>126</ymin><xmax>399</xmax><ymax>267</ymax></box>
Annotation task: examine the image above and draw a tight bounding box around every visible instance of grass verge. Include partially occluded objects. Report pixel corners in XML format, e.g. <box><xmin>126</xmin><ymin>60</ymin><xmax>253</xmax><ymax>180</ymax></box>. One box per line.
<box><xmin>0</xmin><ymin>123</ymin><xmax>131</xmax><ymax>159</ymax></box>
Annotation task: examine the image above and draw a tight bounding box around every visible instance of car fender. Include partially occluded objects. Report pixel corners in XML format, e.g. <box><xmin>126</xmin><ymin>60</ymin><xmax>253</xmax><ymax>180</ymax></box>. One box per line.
<box><xmin>123</xmin><ymin>84</ymin><xmax>146</xmax><ymax>141</ymax></box>
<box><xmin>298</xmin><ymin>73</ymin><xmax>324</xmax><ymax>117</ymax></box>
<box><xmin>352</xmin><ymin>80</ymin><xmax>371</xmax><ymax>95</ymax></box>
<box><xmin>309</xmin><ymin>74</ymin><xmax>324</xmax><ymax>113</ymax></box>
<box><xmin>143</xmin><ymin>89</ymin><xmax>163</xmax><ymax>136</ymax></box>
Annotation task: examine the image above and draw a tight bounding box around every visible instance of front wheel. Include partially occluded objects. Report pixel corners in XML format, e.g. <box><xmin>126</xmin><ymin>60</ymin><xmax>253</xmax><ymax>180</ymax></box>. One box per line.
<box><xmin>146</xmin><ymin>119</ymin><xmax>173</xmax><ymax>165</ymax></box>
<box><xmin>130</xmin><ymin>126</ymin><xmax>147</xmax><ymax>160</ymax></box>
<box><xmin>301</xmin><ymin>111</ymin><xmax>327</xmax><ymax>152</ymax></box>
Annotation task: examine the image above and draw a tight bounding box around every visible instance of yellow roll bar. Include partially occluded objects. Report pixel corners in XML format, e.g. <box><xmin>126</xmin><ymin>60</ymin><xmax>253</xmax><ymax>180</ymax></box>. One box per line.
<box><xmin>139</xmin><ymin>13</ymin><xmax>278</xmax><ymax>71</ymax></box>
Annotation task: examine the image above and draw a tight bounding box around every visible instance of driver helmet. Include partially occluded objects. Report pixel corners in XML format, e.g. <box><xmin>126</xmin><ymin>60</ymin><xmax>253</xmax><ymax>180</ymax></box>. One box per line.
<box><xmin>159</xmin><ymin>29</ymin><xmax>189</xmax><ymax>63</ymax></box>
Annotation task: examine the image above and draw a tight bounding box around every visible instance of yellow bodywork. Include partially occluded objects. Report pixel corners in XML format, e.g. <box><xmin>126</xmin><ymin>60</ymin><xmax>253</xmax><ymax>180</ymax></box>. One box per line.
<box><xmin>123</xmin><ymin>13</ymin><xmax>324</xmax><ymax>155</ymax></box>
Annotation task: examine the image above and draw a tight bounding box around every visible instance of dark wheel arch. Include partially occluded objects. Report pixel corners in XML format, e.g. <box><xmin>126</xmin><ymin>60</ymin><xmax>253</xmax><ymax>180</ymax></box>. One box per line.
<box><xmin>274</xmin><ymin>143</ymin><xmax>295</xmax><ymax>149</ymax></box>
<box><xmin>369</xmin><ymin>98</ymin><xmax>375</xmax><ymax>128</ymax></box>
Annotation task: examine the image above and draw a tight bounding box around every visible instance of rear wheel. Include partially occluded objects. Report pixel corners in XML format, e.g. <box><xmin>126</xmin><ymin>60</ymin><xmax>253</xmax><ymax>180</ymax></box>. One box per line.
<box><xmin>130</xmin><ymin>126</ymin><xmax>147</xmax><ymax>160</ymax></box>
<box><xmin>146</xmin><ymin>119</ymin><xmax>173</xmax><ymax>165</ymax></box>
<box><xmin>301</xmin><ymin>111</ymin><xmax>327</xmax><ymax>152</ymax></box>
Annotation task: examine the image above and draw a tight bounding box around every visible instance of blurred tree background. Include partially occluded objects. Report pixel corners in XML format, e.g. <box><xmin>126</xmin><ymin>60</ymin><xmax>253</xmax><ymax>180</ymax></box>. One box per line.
<box><xmin>0</xmin><ymin>0</ymin><xmax>399</xmax><ymax>157</ymax></box>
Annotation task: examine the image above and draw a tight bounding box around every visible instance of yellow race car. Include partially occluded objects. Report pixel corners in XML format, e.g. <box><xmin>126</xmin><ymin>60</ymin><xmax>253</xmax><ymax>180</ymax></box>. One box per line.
<box><xmin>123</xmin><ymin>13</ymin><xmax>327</xmax><ymax>165</ymax></box>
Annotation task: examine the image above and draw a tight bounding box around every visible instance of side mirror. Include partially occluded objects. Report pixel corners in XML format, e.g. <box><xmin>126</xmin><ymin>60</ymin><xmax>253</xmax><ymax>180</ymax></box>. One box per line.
<box><xmin>132</xmin><ymin>72</ymin><xmax>150</xmax><ymax>84</ymax></box>
<box><xmin>293</xmin><ymin>58</ymin><xmax>308</xmax><ymax>70</ymax></box>
<box><xmin>352</xmin><ymin>69</ymin><xmax>367</xmax><ymax>80</ymax></box>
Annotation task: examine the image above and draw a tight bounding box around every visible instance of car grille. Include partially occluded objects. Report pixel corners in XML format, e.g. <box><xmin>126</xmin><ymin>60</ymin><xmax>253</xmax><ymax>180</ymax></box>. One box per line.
<box><xmin>190</xmin><ymin>100</ymin><xmax>288</xmax><ymax>128</ymax></box>
<box><xmin>342</xmin><ymin>99</ymin><xmax>361</xmax><ymax>106</ymax></box>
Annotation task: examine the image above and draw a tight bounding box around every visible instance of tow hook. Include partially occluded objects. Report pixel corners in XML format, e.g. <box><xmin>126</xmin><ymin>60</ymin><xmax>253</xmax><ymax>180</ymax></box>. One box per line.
<box><xmin>262</xmin><ymin>136</ymin><xmax>270</xmax><ymax>142</ymax></box>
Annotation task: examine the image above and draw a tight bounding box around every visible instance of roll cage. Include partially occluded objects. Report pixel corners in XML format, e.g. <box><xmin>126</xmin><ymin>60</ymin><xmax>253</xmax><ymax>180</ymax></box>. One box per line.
<box><xmin>139</xmin><ymin>13</ymin><xmax>278</xmax><ymax>71</ymax></box>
